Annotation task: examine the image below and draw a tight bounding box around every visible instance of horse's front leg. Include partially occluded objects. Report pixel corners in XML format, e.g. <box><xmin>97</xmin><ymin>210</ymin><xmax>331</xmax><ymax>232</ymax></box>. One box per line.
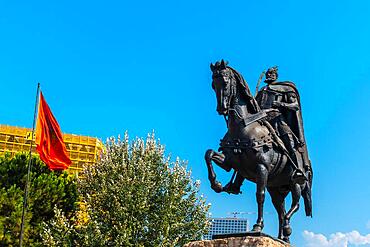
<box><xmin>205</xmin><ymin>149</ymin><xmax>232</xmax><ymax>193</ymax></box>
<box><xmin>252</xmin><ymin>164</ymin><xmax>268</xmax><ymax>232</ymax></box>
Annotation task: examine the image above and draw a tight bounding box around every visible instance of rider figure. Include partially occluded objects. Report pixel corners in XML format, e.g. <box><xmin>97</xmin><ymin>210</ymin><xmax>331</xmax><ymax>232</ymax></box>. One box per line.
<box><xmin>256</xmin><ymin>66</ymin><xmax>310</xmax><ymax>184</ymax></box>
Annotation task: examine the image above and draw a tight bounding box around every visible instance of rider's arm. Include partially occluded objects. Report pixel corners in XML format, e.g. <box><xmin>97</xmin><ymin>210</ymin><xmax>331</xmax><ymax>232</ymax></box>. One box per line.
<box><xmin>273</xmin><ymin>93</ymin><xmax>299</xmax><ymax>111</ymax></box>
<box><xmin>281</xmin><ymin>93</ymin><xmax>299</xmax><ymax>111</ymax></box>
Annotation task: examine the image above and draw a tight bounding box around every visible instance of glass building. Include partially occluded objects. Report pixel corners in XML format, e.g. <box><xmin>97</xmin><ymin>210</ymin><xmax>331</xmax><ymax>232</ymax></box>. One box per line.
<box><xmin>203</xmin><ymin>217</ymin><xmax>249</xmax><ymax>240</ymax></box>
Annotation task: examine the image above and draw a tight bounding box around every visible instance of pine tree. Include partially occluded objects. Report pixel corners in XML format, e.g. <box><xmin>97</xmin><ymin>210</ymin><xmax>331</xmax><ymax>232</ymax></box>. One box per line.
<box><xmin>0</xmin><ymin>153</ymin><xmax>78</xmax><ymax>246</ymax></box>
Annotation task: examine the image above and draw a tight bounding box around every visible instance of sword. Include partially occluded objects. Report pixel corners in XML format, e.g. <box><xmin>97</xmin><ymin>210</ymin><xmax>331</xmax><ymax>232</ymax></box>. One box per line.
<box><xmin>255</xmin><ymin>70</ymin><xmax>265</xmax><ymax>97</ymax></box>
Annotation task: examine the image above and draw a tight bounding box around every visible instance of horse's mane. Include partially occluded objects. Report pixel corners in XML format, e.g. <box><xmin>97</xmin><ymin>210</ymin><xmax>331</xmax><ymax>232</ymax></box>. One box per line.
<box><xmin>227</xmin><ymin>66</ymin><xmax>260</xmax><ymax>113</ymax></box>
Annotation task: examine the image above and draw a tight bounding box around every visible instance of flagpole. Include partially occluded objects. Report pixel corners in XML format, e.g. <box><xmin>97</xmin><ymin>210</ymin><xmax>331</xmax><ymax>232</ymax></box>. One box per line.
<box><xmin>19</xmin><ymin>82</ymin><xmax>40</xmax><ymax>247</ymax></box>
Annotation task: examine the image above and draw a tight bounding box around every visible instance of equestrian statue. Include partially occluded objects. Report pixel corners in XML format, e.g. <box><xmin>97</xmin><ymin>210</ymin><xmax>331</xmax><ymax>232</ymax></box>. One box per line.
<box><xmin>205</xmin><ymin>60</ymin><xmax>313</xmax><ymax>243</ymax></box>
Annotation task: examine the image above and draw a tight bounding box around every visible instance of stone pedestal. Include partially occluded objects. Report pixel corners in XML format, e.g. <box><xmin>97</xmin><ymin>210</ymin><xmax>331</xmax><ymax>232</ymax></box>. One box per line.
<box><xmin>184</xmin><ymin>234</ymin><xmax>290</xmax><ymax>247</ymax></box>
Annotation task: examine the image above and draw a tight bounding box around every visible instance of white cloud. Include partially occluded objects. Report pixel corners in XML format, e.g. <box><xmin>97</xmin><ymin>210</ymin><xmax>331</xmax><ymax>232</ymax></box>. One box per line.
<box><xmin>303</xmin><ymin>230</ymin><xmax>370</xmax><ymax>247</ymax></box>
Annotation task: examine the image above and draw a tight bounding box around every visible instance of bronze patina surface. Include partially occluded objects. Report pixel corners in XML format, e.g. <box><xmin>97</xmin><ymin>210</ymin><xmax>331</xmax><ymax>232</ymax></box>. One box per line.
<box><xmin>205</xmin><ymin>60</ymin><xmax>313</xmax><ymax>243</ymax></box>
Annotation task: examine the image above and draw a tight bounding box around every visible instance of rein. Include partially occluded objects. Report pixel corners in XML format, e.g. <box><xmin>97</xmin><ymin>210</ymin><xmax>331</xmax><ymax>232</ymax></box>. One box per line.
<box><xmin>221</xmin><ymin>70</ymin><xmax>238</xmax><ymax>127</ymax></box>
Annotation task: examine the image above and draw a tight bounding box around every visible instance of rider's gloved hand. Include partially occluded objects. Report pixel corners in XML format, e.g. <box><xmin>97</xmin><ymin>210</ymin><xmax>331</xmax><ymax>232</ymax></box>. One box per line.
<box><xmin>272</xmin><ymin>101</ymin><xmax>283</xmax><ymax>108</ymax></box>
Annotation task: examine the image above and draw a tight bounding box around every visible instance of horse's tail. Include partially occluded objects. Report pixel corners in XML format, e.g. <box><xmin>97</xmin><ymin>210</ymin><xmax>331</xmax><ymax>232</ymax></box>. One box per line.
<box><xmin>302</xmin><ymin>169</ymin><xmax>313</xmax><ymax>217</ymax></box>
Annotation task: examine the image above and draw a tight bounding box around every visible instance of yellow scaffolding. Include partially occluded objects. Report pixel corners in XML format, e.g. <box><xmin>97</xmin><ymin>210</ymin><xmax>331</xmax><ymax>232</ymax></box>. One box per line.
<box><xmin>0</xmin><ymin>124</ymin><xmax>104</xmax><ymax>174</ymax></box>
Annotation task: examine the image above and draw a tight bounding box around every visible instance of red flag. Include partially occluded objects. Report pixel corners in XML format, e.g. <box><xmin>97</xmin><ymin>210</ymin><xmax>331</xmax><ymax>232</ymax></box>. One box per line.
<box><xmin>35</xmin><ymin>91</ymin><xmax>71</xmax><ymax>170</ymax></box>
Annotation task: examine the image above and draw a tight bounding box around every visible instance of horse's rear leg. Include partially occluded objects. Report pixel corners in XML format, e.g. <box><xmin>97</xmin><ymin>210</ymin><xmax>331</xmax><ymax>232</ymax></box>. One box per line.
<box><xmin>252</xmin><ymin>164</ymin><xmax>268</xmax><ymax>232</ymax></box>
<box><xmin>205</xmin><ymin>149</ymin><xmax>231</xmax><ymax>193</ymax></box>
<box><xmin>283</xmin><ymin>183</ymin><xmax>301</xmax><ymax>239</ymax></box>
<box><xmin>268</xmin><ymin>187</ymin><xmax>289</xmax><ymax>242</ymax></box>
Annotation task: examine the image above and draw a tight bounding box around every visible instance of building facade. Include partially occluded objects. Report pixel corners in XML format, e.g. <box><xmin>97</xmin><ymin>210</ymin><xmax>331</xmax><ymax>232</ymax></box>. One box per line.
<box><xmin>0</xmin><ymin>124</ymin><xmax>104</xmax><ymax>173</ymax></box>
<box><xmin>203</xmin><ymin>217</ymin><xmax>249</xmax><ymax>240</ymax></box>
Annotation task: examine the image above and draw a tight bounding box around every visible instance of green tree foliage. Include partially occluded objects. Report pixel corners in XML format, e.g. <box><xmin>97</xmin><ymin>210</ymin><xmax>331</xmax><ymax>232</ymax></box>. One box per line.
<box><xmin>43</xmin><ymin>133</ymin><xmax>210</xmax><ymax>246</ymax></box>
<box><xmin>0</xmin><ymin>185</ymin><xmax>30</xmax><ymax>245</ymax></box>
<box><xmin>0</xmin><ymin>153</ymin><xmax>78</xmax><ymax>246</ymax></box>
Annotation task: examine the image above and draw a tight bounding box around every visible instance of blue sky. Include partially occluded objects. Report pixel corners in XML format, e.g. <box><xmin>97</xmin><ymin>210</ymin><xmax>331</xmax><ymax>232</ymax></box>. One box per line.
<box><xmin>1</xmin><ymin>1</ymin><xmax>370</xmax><ymax>246</ymax></box>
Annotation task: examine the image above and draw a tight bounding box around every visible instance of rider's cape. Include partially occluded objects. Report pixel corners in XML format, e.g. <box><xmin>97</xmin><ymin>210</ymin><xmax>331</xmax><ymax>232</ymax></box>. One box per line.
<box><xmin>257</xmin><ymin>81</ymin><xmax>311</xmax><ymax>168</ymax></box>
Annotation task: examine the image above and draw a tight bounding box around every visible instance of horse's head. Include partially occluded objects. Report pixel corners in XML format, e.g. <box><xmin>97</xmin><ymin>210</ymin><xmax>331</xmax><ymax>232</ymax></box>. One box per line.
<box><xmin>210</xmin><ymin>60</ymin><xmax>236</xmax><ymax>115</ymax></box>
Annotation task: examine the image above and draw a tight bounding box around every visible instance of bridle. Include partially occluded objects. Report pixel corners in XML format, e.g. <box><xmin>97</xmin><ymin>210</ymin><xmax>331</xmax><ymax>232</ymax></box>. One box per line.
<box><xmin>214</xmin><ymin>69</ymin><xmax>241</xmax><ymax>126</ymax></box>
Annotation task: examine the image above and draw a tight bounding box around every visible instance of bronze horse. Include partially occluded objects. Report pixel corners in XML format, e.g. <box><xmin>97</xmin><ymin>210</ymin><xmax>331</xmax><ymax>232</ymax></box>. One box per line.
<box><xmin>205</xmin><ymin>60</ymin><xmax>312</xmax><ymax>242</ymax></box>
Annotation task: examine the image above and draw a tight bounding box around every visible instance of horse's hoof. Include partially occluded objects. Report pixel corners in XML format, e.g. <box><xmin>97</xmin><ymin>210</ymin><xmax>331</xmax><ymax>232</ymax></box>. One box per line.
<box><xmin>282</xmin><ymin>237</ymin><xmax>290</xmax><ymax>243</ymax></box>
<box><xmin>283</xmin><ymin>224</ymin><xmax>292</xmax><ymax>236</ymax></box>
<box><xmin>211</xmin><ymin>181</ymin><xmax>223</xmax><ymax>193</ymax></box>
<box><xmin>252</xmin><ymin>223</ymin><xmax>264</xmax><ymax>232</ymax></box>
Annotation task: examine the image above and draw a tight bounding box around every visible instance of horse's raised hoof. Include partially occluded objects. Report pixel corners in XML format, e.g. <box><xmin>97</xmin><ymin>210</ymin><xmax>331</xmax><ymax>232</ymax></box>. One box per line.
<box><xmin>211</xmin><ymin>181</ymin><xmax>223</xmax><ymax>193</ymax></box>
<box><xmin>283</xmin><ymin>224</ymin><xmax>292</xmax><ymax>236</ymax></box>
<box><xmin>252</xmin><ymin>223</ymin><xmax>264</xmax><ymax>232</ymax></box>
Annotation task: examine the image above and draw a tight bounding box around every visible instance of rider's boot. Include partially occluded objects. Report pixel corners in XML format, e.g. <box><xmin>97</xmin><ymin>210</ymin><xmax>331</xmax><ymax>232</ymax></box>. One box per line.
<box><xmin>290</xmin><ymin>150</ymin><xmax>307</xmax><ymax>185</ymax></box>
<box><xmin>281</xmin><ymin>133</ymin><xmax>307</xmax><ymax>185</ymax></box>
